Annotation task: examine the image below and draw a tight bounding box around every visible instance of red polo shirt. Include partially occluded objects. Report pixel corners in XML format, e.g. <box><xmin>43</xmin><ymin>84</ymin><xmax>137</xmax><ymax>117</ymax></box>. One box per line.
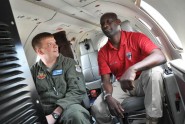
<box><xmin>98</xmin><ymin>31</ymin><xmax>158</xmax><ymax>80</ymax></box>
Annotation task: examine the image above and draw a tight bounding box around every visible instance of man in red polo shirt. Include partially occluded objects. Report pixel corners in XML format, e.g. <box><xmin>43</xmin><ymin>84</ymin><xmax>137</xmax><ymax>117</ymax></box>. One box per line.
<box><xmin>91</xmin><ymin>12</ymin><xmax>166</xmax><ymax>124</ymax></box>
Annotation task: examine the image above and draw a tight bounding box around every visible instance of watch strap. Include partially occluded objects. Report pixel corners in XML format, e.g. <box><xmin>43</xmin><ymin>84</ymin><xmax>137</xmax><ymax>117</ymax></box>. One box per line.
<box><xmin>52</xmin><ymin>112</ymin><xmax>60</xmax><ymax>120</ymax></box>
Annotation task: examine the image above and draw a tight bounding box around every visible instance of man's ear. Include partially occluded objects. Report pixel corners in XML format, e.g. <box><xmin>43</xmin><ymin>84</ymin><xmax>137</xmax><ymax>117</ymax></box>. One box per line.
<box><xmin>36</xmin><ymin>48</ymin><xmax>44</xmax><ymax>55</ymax></box>
<box><xmin>116</xmin><ymin>19</ymin><xmax>121</xmax><ymax>25</ymax></box>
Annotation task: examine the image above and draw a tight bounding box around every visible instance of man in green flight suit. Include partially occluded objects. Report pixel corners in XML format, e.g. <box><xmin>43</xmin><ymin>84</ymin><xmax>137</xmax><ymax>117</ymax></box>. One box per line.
<box><xmin>30</xmin><ymin>32</ymin><xmax>91</xmax><ymax>124</ymax></box>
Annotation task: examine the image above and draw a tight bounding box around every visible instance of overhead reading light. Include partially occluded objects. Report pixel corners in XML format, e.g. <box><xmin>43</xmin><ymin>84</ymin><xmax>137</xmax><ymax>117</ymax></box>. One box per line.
<box><xmin>138</xmin><ymin>18</ymin><xmax>152</xmax><ymax>30</ymax></box>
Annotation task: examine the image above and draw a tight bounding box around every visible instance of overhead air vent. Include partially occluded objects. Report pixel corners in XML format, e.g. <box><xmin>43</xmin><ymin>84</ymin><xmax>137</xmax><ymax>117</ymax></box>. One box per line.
<box><xmin>0</xmin><ymin>0</ymin><xmax>47</xmax><ymax>124</ymax></box>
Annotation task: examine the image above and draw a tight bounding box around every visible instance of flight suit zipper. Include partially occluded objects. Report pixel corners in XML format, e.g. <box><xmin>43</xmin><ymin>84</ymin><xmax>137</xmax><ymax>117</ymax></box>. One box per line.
<box><xmin>46</xmin><ymin>71</ymin><xmax>59</xmax><ymax>96</ymax></box>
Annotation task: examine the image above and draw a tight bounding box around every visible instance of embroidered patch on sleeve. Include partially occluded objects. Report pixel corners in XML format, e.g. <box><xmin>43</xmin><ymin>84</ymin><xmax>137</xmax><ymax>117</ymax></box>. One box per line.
<box><xmin>37</xmin><ymin>72</ymin><xmax>46</xmax><ymax>79</ymax></box>
<box><xmin>75</xmin><ymin>65</ymin><xmax>82</xmax><ymax>72</ymax></box>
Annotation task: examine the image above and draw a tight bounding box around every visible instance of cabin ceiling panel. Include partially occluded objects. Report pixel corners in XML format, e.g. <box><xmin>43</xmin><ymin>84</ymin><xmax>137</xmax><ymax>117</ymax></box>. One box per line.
<box><xmin>40</xmin><ymin>13</ymin><xmax>98</xmax><ymax>34</ymax></box>
<box><xmin>102</xmin><ymin>0</ymin><xmax>136</xmax><ymax>7</ymax></box>
<box><xmin>83</xmin><ymin>0</ymin><xmax>137</xmax><ymax>21</ymax></box>
<box><xmin>9</xmin><ymin>0</ymin><xmax>56</xmax><ymax>46</ymax></box>
<box><xmin>10</xmin><ymin>0</ymin><xmax>55</xmax><ymax>22</ymax></box>
<box><xmin>26</xmin><ymin>0</ymin><xmax>100</xmax><ymax>29</ymax></box>
<box><xmin>63</xmin><ymin>0</ymin><xmax>96</xmax><ymax>7</ymax></box>
<box><xmin>24</xmin><ymin>0</ymin><xmax>140</xmax><ymax>33</ymax></box>
<box><xmin>26</xmin><ymin>0</ymin><xmax>67</xmax><ymax>10</ymax></box>
<box><xmin>57</xmin><ymin>7</ymin><xmax>100</xmax><ymax>26</ymax></box>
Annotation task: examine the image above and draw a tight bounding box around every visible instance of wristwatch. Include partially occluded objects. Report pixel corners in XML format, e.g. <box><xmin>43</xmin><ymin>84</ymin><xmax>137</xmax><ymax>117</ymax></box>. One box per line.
<box><xmin>52</xmin><ymin>112</ymin><xmax>60</xmax><ymax>120</ymax></box>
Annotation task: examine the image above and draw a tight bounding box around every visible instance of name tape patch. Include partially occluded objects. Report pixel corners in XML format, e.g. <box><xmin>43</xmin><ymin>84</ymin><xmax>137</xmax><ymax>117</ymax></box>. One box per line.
<box><xmin>52</xmin><ymin>69</ymin><xmax>63</xmax><ymax>76</ymax></box>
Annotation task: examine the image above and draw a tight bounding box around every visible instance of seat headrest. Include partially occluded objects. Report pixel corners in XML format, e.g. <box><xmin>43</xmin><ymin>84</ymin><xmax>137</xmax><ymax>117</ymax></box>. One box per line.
<box><xmin>79</xmin><ymin>39</ymin><xmax>95</xmax><ymax>55</ymax></box>
<box><xmin>121</xmin><ymin>20</ymin><xmax>135</xmax><ymax>32</ymax></box>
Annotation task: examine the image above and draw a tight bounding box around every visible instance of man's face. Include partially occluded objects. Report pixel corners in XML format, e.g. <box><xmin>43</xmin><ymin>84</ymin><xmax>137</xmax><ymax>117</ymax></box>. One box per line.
<box><xmin>38</xmin><ymin>37</ymin><xmax>59</xmax><ymax>58</ymax></box>
<box><xmin>100</xmin><ymin>15</ymin><xmax>119</xmax><ymax>38</ymax></box>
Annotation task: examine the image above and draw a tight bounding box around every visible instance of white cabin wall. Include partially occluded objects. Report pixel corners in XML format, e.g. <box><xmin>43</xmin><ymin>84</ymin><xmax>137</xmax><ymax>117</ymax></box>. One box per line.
<box><xmin>70</xmin><ymin>32</ymin><xmax>86</xmax><ymax>65</ymax></box>
<box><xmin>9</xmin><ymin>0</ymin><xmax>56</xmax><ymax>66</ymax></box>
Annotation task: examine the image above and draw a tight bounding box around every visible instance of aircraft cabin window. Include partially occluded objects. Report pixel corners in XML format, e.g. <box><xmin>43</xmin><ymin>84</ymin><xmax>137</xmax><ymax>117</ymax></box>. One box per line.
<box><xmin>140</xmin><ymin>0</ymin><xmax>183</xmax><ymax>50</ymax></box>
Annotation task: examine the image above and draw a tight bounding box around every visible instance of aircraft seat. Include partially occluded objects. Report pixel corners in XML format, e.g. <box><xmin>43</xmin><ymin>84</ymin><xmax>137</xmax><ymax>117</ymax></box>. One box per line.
<box><xmin>79</xmin><ymin>39</ymin><xmax>101</xmax><ymax>90</ymax></box>
<box><xmin>120</xmin><ymin>20</ymin><xmax>136</xmax><ymax>32</ymax></box>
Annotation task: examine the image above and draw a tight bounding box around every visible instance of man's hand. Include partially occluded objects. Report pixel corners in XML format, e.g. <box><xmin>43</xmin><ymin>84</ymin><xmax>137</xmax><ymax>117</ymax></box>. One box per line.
<box><xmin>120</xmin><ymin>80</ymin><xmax>135</xmax><ymax>92</ymax></box>
<box><xmin>119</xmin><ymin>67</ymin><xmax>136</xmax><ymax>92</ymax></box>
<box><xmin>106</xmin><ymin>95</ymin><xmax>124</xmax><ymax>118</ymax></box>
<box><xmin>46</xmin><ymin>106</ymin><xmax>62</xmax><ymax>124</ymax></box>
<box><xmin>46</xmin><ymin>114</ymin><xmax>56</xmax><ymax>124</ymax></box>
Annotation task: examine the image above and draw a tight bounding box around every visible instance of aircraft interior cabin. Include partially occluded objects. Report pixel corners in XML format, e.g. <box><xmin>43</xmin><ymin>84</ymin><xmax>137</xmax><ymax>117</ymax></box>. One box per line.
<box><xmin>0</xmin><ymin>0</ymin><xmax>185</xmax><ymax>124</ymax></box>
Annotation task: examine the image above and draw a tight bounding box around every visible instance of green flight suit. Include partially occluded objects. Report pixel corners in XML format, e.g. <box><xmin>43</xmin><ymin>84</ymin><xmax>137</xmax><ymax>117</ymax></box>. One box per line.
<box><xmin>31</xmin><ymin>54</ymin><xmax>91</xmax><ymax>124</ymax></box>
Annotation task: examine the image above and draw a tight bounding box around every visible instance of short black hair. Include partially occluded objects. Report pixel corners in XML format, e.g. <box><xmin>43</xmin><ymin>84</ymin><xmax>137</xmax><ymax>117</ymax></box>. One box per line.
<box><xmin>32</xmin><ymin>32</ymin><xmax>53</xmax><ymax>51</ymax></box>
<box><xmin>100</xmin><ymin>12</ymin><xmax>118</xmax><ymax>22</ymax></box>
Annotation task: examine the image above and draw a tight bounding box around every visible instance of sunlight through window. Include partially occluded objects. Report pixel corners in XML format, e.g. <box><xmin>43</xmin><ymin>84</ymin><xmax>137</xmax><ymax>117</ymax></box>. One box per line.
<box><xmin>140</xmin><ymin>0</ymin><xmax>183</xmax><ymax>50</ymax></box>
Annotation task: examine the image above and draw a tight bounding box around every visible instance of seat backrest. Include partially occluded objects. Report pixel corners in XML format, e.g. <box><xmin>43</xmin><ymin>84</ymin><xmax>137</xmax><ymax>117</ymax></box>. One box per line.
<box><xmin>79</xmin><ymin>39</ymin><xmax>101</xmax><ymax>90</ymax></box>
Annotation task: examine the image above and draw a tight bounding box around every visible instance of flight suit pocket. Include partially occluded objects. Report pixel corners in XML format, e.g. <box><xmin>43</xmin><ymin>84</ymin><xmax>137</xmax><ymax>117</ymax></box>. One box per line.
<box><xmin>53</xmin><ymin>76</ymin><xmax>66</xmax><ymax>94</ymax></box>
<box><xmin>75</xmin><ymin>77</ymin><xmax>86</xmax><ymax>93</ymax></box>
<box><xmin>35</xmin><ymin>78</ymin><xmax>50</xmax><ymax>93</ymax></box>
